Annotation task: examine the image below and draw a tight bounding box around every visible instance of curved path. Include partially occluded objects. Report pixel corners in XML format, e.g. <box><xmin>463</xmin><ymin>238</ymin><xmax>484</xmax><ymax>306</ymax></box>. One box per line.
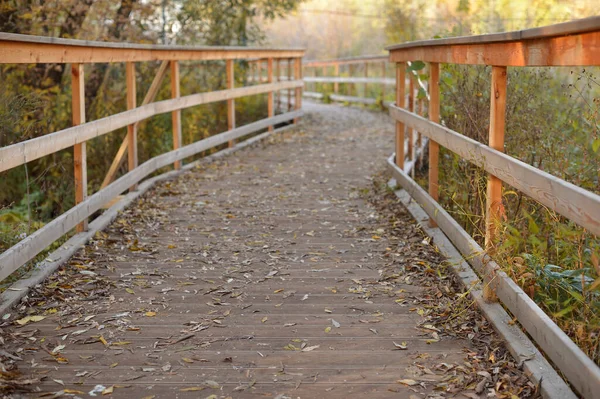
<box><xmin>3</xmin><ymin>103</ymin><xmax>530</xmax><ymax>398</ymax></box>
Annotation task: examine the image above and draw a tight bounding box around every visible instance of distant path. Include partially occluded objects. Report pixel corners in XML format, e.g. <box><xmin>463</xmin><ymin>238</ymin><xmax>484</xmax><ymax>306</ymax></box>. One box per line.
<box><xmin>4</xmin><ymin>102</ymin><xmax>530</xmax><ymax>398</ymax></box>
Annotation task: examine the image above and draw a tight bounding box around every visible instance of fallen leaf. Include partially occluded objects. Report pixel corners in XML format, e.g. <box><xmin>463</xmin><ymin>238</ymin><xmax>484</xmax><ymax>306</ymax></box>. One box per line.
<box><xmin>393</xmin><ymin>341</ymin><xmax>408</xmax><ymax>350</ymax></box>
<box><xmin>397</xmin><ymin>379</ymin><xmax>419</xmax><ymax>386</ymax></box>
<box><xmin>15</xmin><ymin>315</ymin><xmax>45</xmax><ymax>325</ymax></box>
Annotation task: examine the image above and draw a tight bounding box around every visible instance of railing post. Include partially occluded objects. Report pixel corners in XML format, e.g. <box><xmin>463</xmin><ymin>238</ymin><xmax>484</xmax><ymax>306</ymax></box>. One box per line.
<box><xmin>294</xmin><ymin>57</ymin><xmax>302</xmax><ymax>123</ymax></box>
<box><xmin>126</xmin><ymin>62</ymin><xmax>138</xmax><ymax>191</ymax></box>
<box><xmin>484</xmin><ymin>65</ymin><xmax>508</xmax><ymax>302</ymax></box>
<box><xmin>428</xmin><ymin>63</ymin><xmax>440</xmax><ymax>227</ymax></box>
<box><xmin>71</xmin><ymin>63</ymin><xmax>87</xmax><ymax>232</ymax></box>
<box><xmin>227</xmin><ymin>59</ymin><xmax>235</xmax><ymax>147</ymax></box>
<box><xmin>408</xmin><ymin>70</ymin><xmax>415</xmax><ymax>165</ymax></box>
<box><xmin>287</xmin><ymin>58</ymin><xmax>292</xmax><ymax>111</ymax></box>
<box><xmin>276</xmin><ymin>59</ymin><xmax>281</xmax><ymax>112</ymax></box>
<box><xmin>395</xmin><ymin>63</ymin><xmax>406</xmax><ymax>169</ymax></box>
<box><xmin>170</xmin><ymin>60</ymin><xmax>182</xmax><ymax>169</ymax></box>
<box><xmin>334</xmin><ymin>63</ymin><xmax>339</xmax><ymax>94</ymax></box>
<box><xmin>267</xmin><ymin>58</ymin><xmax>274</xmax><ymax>131</ymax></box>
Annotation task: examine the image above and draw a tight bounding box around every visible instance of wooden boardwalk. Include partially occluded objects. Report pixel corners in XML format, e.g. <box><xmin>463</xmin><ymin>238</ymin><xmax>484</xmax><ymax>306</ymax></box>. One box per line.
<box><xmin>4</xmin><ymin>103</ymin><xmax>531</xmax><ymax>398</ymax></box>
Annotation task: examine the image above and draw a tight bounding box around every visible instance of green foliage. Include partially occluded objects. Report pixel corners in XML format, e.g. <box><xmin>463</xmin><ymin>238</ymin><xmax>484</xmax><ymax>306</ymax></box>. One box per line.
<box><xmin>430</xmin><ymin>62</ymin><xmax>600</xmax><ymax>364</ymax></box>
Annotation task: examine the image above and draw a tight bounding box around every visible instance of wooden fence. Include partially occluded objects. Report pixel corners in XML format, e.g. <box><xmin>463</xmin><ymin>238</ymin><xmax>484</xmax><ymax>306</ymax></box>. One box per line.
<box><xmin>0</xmin><ymin>33</ymin><xmax>304</xmax><ymax>283</ymax></box>
<box><xmin>386</xmin><ymin>17</ymin><xmax>600</xmax><ymax>398</ymax></box>
<box><xmin>303</xmin><ymin>55</ymin><xmax>393</xmax><ymax>105</ymax></box>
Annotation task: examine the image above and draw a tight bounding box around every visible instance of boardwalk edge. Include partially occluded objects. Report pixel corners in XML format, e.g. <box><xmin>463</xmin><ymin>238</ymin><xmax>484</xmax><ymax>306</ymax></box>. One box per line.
<box><xmin>386</xmin><ymin>177</ymin><xmax>576</xmax><ymax>399</ymax></box>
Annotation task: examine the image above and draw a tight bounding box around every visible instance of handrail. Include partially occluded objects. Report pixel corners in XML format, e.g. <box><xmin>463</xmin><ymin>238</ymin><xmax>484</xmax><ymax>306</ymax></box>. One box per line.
<box><xmin>0</xmin><ymin>33</ymin><xmax>304</xmax><ymax>63</ymax></box>
<box><xmin>0</xmin><ymin>34</ymin><xmax>305</xmax><ymax>285</ymax></box>
<box><xmin>386</xmin><ymin>17</ymin><xmax>600</xmax><ymax>399</ymax></box>
<box><xmin>303</xmin><ymin>54</ymin><xmax>387</xmax><ymax>67</ymax></box>
<box><xmin>387</xmin><ymin>16</ymin><xmax>600</xmax><ymax>66</ymax></box>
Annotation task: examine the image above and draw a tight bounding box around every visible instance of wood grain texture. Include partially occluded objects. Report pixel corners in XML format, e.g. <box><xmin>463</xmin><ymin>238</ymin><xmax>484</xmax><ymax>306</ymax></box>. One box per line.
<box><xmin>0</xmin><ymin>110</ymin><xmax>302</xmax><ymax>281</ymax></box>
<box><xmin>294</xmin><ymin>58</ymin><xmax>302</xmax><ymax>123</ymax></box>
<box><xmin>388</xmin><ymin>105</ymin><xmax>600</xmax><ymax>236</ymax></box>
<box><xmin>126</xmin><ymin>62</ymin><xmax>138</xmax><ymax>191</ymax></box>
<box><xmin>227</xmin><ymin>59</ymin><xmax>235</xmax><ymax>147</ymax></box>
<box><xmin>71</xmin><ymin>63</ymin><xmax>87</xmax><ymax>233</ymax></box>
<box><xmin>428</xmin><ymin>63</ymin><xmax>440</xmax><ymax>227</ymax></box>
<box><xmin>170</xmin><ymin>60</ymin><xmax>182</xmax><ymax>169</ymax></box>
<box><xmin>395</xmin><ymin>63</ymin><xmax>406</xmax><ymax>169</ymax></box>
<box><xmin>389</xmin><ymin>29</ymin><xmax>600</xmax><ymax>66</ymax></box>
<box><xmin>0</xmin><ymin>80</ymin><xmax>303</xmax><ymax>173</ymax></box>
<box><xmin>485</xmin><ymin>66</ymin><xmax>507</xmax><ymax>251</ymax></box>
<box><xmin>386</xmin><ymin>16</ymin><xmax>600</xmax><ymax>51</ymax></box>
<box><xmin>0</xmin><ymin>33</ymin><xmax>304</xmax><ymax>64</ymax></box>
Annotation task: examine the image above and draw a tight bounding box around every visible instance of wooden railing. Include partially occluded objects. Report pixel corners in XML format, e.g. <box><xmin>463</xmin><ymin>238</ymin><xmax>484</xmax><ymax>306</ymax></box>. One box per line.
<box><xmin>303</xmin><ymin>55</ymin><xmax>393</xmax><ymax>106</ymax></box>
<box><xmin>0</xmin><ymin>33</ymin><xmax>304</xmax><ymax>282</ymax></box>
<box><xmin>386</xmin><ymin>17</ymin><xmax>600</xmax><ymax>398</ymax></box>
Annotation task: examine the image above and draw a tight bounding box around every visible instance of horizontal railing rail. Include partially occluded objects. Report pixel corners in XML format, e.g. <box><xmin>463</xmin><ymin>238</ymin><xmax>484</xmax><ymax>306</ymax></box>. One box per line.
<box><xmin>0</xmin><ymin>33</ymin><xmax>304</xmax><ymax>285</ymax></box>
<box><xmin>386</xmin><ymin>16</ymin><xmax>600</xmax><ymax>399</ymax></box>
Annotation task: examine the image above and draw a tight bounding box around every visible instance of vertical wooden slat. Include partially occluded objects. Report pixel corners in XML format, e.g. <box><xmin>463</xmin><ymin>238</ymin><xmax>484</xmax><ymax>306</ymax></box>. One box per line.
<box><xmin>257</xmin><ymin>60</ymin><xmax>262</xmax><ymax>83</ymax></box>
<box><xmin>170</xmin><ymin>60</ymin><xmax>182</xmax><ymax>170</ymax></box>
<box><xmin>429</xmin><ymin>63</ymin><xmax>440</xmax><ymax>227</ymax></box>
<box><xmin>267</xmin><ymin>58</ymin><xmax>274</xmax><ymax>131</ymax></box>
<box><xmin>294</xmin><ymin>57</ymin><xmax>302</xmax><ymax>124</ymax></box>
<box><xmin>126</xmin><ymin>62</ymin><xmax>138</xmax><ymax>191</ymax></box>
<box><xmin>71</xmin><ymin>63</ymin><xmax>87</xmax><ymax>232</ymax></box>
<box><xmin>484</xmin><ymin>65</ymin><xmax>508</xmax><ymax>301</ymax></box>
<box><xmin>408</xmin><ymin>73</ymin><xmax>415</xmax><ymax>164</ymax></box>
<box><xmin>226</xmin><ymin>59</ymin><xmax>235</xmax><ymax>147</ymax></box>
<box><xmin>334</xmin><ymin>63</ymin><xmax>339</xmax><ymax>94</ymax></box>
<box><xmin>275</xmin><ymin>59</ymin><xmax>281</xmax><ymax>112</ymax></box>
<box><xmin>287</xmin><ymin>58</ymin><xmax>292</xmax><ymax>111</ymax></box>
<box><xmin>395</xmin><ymin>63</ymin><xmax>406</xmax><ymax>169</ymax></box>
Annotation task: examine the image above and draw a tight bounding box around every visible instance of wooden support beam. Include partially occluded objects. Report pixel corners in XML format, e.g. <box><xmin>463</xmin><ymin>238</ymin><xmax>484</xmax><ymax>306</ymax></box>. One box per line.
<box><xmin>287</xmin><ymin>58</ymin><xmax>292</xmax><ymax>111</ymax></box>
<box><xmin>101</xmin><ymin>60</ymin><xmax>169</xmax><ymax>189</ymax></box>
<box><xmin>408</xmin><ymin>73</ymin><xmax>415</xmax><ymax>164</ymax></box>
<box><xmin>227</xmin><ymin>59</ymin><xmax>235</xmax><ymax>147</ymax></box>
<box><xmin>126</xmin><ymin>62</ymin><xmax>138</xmax><ymax>191</ymax></box>
<box><xmin>294</xmin><ymin>57</ymin><xmax>302</xmax><ymax>123</ymax></box>
<box><xmin>267</xmin><ymin>58</ymin><xmax>274</xmax><ymax>131</ymax></box>
<box><xmin>395</xmin><ymin>63</ymin><xmax>406</xmax><ymax>169</ymax></box>
<box><xmin>334</xmin><ymin>63</ymin><xmax>339</xmax><ymax>93</ymax></box>
<box><xmin>428</xmin><ymin>63</ymin><xmax>440</xmax><ymax>227</ymax></box>
<box><xmin>170</xmin><ymin>60</ymin><xmax>182</xmax><ymax>169</ymax></box>
<box><xmin>484</xmin><ymin>65</ymin><xmax>507</xmax><ymax>302</ymax></box>
<box><xmin>275</xmin><ymin>59</ymin><xmax>280</xmax><ymax>112</ymax></box>
<box><xmin>71</xmin><ymin>63</ymin><xmax>87</xmax><ymax>233</ymax></box>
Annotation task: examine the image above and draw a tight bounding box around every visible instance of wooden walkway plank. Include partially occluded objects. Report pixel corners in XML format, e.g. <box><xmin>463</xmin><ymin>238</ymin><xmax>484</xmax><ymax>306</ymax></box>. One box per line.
<box><xmin>1</xmin><ymin>102</ymin><xmax>534</xmax><ymax>398</ymax></box>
